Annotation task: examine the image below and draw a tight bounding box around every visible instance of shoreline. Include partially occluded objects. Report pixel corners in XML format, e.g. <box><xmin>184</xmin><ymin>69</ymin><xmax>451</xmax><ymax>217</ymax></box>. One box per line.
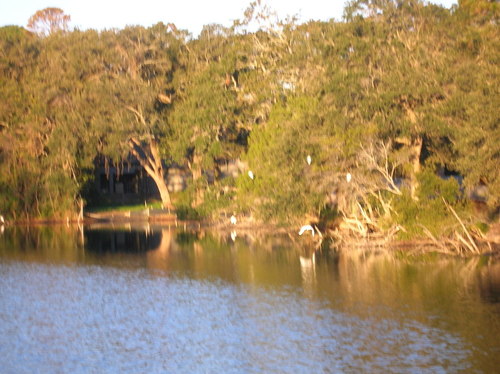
<box><xmin>4</xmin><ymin>215</ymin><xmax>499</xmax><ymax>258</ymax></box>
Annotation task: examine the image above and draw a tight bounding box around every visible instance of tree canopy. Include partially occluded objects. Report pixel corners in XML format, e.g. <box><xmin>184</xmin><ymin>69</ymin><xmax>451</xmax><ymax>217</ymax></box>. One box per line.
<box><xmin>27</xmin><ymin>7</ymin><xmax>71</xmax><ymax>36</ymax></box>
<box><xmin>0</xmin><ymin>1</ymin><xmax>498</xmax><ymax>241</ymax></box>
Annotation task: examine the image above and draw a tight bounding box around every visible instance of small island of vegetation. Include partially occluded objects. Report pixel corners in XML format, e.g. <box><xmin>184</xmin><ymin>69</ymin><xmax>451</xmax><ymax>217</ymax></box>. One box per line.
<box><xmin>0</xmin><ymin>0</ymin><xmax>498</xmax><ymax>254</ymax></box>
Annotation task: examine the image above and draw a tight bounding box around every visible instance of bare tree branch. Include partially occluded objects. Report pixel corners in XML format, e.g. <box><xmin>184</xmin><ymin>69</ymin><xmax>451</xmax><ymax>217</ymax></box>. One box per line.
<box><xmin>125</xmin><ymin>106</ymin><xmax>147</xmax><ymax>127</ymax></box>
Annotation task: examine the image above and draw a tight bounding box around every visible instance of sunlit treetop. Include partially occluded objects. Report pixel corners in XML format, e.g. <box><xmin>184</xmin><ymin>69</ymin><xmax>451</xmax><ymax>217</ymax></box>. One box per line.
<box><xmin>27</xmin><ymin>7</ymin><xmax>71</xmax><ymax>37</ymax></box>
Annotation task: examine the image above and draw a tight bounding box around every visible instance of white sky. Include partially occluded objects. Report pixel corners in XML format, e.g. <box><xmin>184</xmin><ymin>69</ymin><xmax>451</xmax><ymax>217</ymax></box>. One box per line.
<box><xmin>1</xmin><ymin>0</ymin><xmax>458</xmax><ymax>37</ymax></box>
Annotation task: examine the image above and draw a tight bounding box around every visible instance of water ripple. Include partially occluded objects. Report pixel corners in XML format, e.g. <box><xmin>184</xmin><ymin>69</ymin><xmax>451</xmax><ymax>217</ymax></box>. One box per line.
<box><xmin>0</xmin><ymin>262</ymin><xmax>471</xmax><ymax>373</ymax></box>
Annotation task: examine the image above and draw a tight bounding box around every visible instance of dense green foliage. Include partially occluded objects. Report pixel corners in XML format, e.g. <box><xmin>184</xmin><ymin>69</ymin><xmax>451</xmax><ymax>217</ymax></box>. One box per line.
<box><xmin>0</xmin><ymin>1</ymin><xmax>498</xmax><ymax>240</ymax></box>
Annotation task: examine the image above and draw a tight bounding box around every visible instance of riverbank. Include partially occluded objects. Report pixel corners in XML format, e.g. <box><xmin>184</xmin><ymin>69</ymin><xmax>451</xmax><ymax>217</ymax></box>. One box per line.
<box><xmin>3</xmin><ymin>209</ymin><xmax>499</xmax><ymax>258</ymax></box>
<box><xmin>205</xmin><ymin>216</ymin><xmax>500</xmax><ymax>257</ymax></box>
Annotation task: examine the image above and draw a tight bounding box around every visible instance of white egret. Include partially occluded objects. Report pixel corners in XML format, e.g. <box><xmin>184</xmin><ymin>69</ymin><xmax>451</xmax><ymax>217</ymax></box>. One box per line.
<box><xmin>230</xmin><ymin>230</ymin><xmax>237</xmax><ymax>242</ymax></box>
<box><xmin>306</xmin><ymin>155</ymin><xmax>312</xmax><ymax>165</ymax></box>
<box><xmin>230</xmin><ymin>214</ymin><xmax>237</xmax><ymax>225</ymax></box>
<box><xmin>298</xmin><ymin>224</ymin><xmax>315</xmax><ymax>237</ymax></box>
<box><xmin>346</xmin><ymin>173</ymin><xmax>352</xmax><ymax>183</ymax></box>
<box><xmin>248</xmin><ymin>170</ymin><xmax>254</xmax><ymax>180</ymax></box>
<box><xmin>0</xmin><ymin>215</ymin><xmax>4</xmax><ymax>224</ymax></box>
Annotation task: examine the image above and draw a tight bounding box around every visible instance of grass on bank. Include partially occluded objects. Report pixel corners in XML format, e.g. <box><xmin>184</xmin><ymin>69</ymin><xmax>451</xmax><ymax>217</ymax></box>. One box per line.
<box><xmin>86</xmin><ymin>201</ymin><xmax>164</xmax><ymax>213</ymax></box>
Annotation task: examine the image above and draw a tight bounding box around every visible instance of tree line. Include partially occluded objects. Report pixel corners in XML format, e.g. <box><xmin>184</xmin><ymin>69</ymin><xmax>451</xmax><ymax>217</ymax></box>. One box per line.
<box><xmin>0</xmin><ymin>0</ymin><xmax>498</xmax><ymax>241</ymax></box>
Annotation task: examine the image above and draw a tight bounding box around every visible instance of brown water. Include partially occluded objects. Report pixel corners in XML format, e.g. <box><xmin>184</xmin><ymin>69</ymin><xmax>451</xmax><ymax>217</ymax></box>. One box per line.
<box><xmin>0</xmin><ymin>225</ymin><xmax>499</xmax><ymax>373</ymax></box>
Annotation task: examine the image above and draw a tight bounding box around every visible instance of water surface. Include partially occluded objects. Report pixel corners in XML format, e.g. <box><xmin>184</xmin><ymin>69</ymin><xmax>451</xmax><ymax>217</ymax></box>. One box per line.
<box><xmin>0</xmin><ymin>226</ymin><xmax>499</xmax><ymax>373</ymax></box>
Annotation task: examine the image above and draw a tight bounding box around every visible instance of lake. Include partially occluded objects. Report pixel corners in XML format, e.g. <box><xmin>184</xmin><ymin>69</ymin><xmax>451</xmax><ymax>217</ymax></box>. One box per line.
<box><xmin>0</xmin><ymin>225</ymin><xmax>499</xmax><ymax>373</ymax></box>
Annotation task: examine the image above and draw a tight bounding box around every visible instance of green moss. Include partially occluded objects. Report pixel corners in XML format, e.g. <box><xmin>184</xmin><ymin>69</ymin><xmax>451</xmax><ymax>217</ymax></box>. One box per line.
<box><xmin>87</xmin><ymin>201</ymin><xmax>163</xmax><ymax>213</ymax></box>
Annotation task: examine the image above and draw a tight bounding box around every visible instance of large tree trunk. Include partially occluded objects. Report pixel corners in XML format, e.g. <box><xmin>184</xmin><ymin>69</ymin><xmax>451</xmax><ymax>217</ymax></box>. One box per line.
<box><xmin>188</xmin><ymin>152</ymin><xmax>202</xmax><ymax>181</ymax></box>
<box><xmin>151</xmin><ymin>172</ymin><xmax>172</xmax><ymax>209</ymax></box>
<box><xmin>395</xmin><ymin>136</ymin><xmax>423</xmax><ymax>201</ymax></box>
<box><xmin>187</xmin><ymin>152</ymin><xmax>205</xmax><ymax>208</ymax></box>
<box><xmin>409</xmin><ymin>137</ymin><xmax>422</xmax><ymax>201</ymax></box>
<box><xmin>128</xmin><ymin>136</ymin><xmax>173</xmax><ymax>209</ymax></box>
<box><xmin>125</xmin><ymin>106</ymin><xmax>172</xmax><ymax>209</ymax></box>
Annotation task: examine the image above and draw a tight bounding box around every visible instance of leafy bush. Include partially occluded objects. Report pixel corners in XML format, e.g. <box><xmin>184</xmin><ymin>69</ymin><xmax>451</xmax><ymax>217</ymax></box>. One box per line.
<box><xmin>393</xmin><ymin>169</ymin><xmax>467</xmax><ymax>239</ymax></box>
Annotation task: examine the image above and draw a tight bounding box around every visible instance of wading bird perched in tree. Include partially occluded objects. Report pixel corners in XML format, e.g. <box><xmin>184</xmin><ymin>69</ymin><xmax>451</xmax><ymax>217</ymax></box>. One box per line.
<box><xmin>248</xmin><ymin>170</ymin><xmax>254</xmax><ymax>180</ymax></box>
<box><xmin>306</xmin><ymin>155</ymin><xmax>312</xmax><ymax>165</ymax></box>
<box><xmin>346</xmin><ymin>173</ymin><xmax>352</xmax><ymax>183</ymax></box>
<box><xmin>299</xmin><ymin>224</ymin><xmax>315</xmax><ymax>237</ymax></box>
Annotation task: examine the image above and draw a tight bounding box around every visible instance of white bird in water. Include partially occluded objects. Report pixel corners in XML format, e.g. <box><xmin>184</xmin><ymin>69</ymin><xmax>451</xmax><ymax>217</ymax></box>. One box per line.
<box><xmin>230</xmin><ymin>215</ymin><xmax>237</xmax><ymax>225</ymax></box>
<box><xmin>346</xmin><ymin>173</ymin><xmax>352</xmax><ymax>183</ymax></box>
<box><xmin>248</xmin><ymin>170</ymin><xmax>254</xmax><ymax>180</ymax></box>
<box><xmin>230</xmin><ymin>230</ymin><xmax>237</xmax><ymax>242</ymax></box>
<box><xmin>298</xmin><ymin>224</ymin><xmax>315</xmax><ymax>237</ymax></box>
<box><xmin>306</xmin><ymin>155</ymin><xmax>312</xmax><ymax>165</ymax></box>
